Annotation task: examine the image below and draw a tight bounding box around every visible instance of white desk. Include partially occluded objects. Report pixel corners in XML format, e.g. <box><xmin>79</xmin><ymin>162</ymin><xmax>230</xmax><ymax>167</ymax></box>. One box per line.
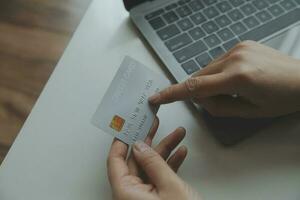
<box><xmin>1</xmin><ymin>1</ymin><xmax>300</xmax><ymax>199</ymax></box>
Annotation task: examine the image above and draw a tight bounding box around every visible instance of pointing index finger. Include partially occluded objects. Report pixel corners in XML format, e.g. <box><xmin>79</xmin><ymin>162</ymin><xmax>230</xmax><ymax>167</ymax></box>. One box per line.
<box><xmin>148</xmin><ymin>81</ymin><xmax>192</xmax><ymax>105</ymax></box>
<box><xmin>148</xmin><ymin>73</ymin><xmax>233</xmax><ymax>105</ymax></box>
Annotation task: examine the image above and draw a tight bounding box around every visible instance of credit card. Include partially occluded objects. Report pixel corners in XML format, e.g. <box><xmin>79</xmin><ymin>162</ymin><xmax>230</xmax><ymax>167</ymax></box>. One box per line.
<box><xmin>92</xmin><ymin>56</ymin><xmax>170</xmax><ymax>145</ymax></box>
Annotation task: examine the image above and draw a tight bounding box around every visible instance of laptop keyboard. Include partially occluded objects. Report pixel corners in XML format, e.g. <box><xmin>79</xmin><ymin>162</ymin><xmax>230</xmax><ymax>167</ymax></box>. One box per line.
<box><xmin>145</xmin><ymin>0</ymin><xmax>300</xmax><ymax>75</ymax></box>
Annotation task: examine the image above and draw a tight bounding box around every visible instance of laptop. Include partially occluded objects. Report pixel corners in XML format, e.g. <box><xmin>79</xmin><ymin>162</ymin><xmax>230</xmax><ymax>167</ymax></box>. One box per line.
<box><xmin>123</xmin><ymin>0</ymin><xmax>300</xmax><ymax>145</ymax></box>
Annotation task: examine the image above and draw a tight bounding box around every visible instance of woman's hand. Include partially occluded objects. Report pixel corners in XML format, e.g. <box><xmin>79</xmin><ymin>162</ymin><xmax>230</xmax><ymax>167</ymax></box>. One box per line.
<box><xmin>149</xmin><ymin>41</ymin><xmax>300</xmax><ymax>118</ymax></box>
<box><xmin>107</xmin><ymin>118</ymin><xmax>201</xmax><ymax>200</ymax></box>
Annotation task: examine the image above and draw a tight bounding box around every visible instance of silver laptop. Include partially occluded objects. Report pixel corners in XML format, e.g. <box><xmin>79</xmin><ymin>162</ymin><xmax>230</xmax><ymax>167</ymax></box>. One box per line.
<box><xmin>124</xmin><ymin>0</ymin><xmax>300</xmax><ymax>82</ymax></box>
<box><xmin>123</xmin><ymin>0</ymin><xmax>300</xmax><ymax>145</ymax></box>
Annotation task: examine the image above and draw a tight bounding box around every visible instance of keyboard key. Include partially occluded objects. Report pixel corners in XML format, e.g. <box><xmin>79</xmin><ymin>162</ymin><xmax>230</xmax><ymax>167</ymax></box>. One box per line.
<box><xmin>181</xmin><ymin>60</ymin><xmax>200</xmax><ymax>75</ymax></box>
<box><xmin>243</xmin><ymin>16</ymin><xmax>260</xmax><ymax>29</ymax></box>
<box><xmin>230</xmin><ymin>22</ymin><xmax>247</xmax><ymax>35</ymax></box>
<box><xmin>202</xmin><ymin>21</ymin><xmax>219</xmax><ymax>34</ymax></box>
<box><xmin>204</xmin><ymin>34</ymin><xmax>221</xmax><ymax>48</ymax></box>
<box><xmin>165</xmin><ymin>33</ymin><xmax>193</xmax><ymax>51</ymax></box>
<box><xmin>196</xmin><ymin>53</ymin><xmax>212</xmax><ymax>67</ymax></box>
<box><xmin>230</xmin><ymin>0</ymin><xmax>245</xmax><ymax>7</ymax></box>
<box><xmin>266</xmin><ymin>0</ymin><xmax>281</xmax><ymax>3</ymax></box>
<box><xmin>215</xmin><ymin>15</ymin><xmax>232</xmax><ymax>27</ymax></box>
<box><xmin>228</xmin><ymin>9</ymin><xmax>244</xmax><ymax>21</ymax></box>
<box><xmin>223</xmin><ymin>38</ymin><xmax>240</xmax><ymax>50</ymax></box>
<box><xmin>217</xmin><ymin>28</ymin><xmax>235</xmax><ymax>41</ymax></box>
<box><xmin>149</xmin><ymin>17</ymin><xmax>166</xmax><ymax>30</ymax></box>
<box><xmin>177</xmin><ymin>18</ymin><xmax>194</xmax><ymax>31</ymax></box>
<box><xmin>189</xmin><ymin>27</ymin><xmax>206</xmax><ymax>40</ymax></box>
<box><xmin>189</xmin><ymin>0</ymin><xmax>204</xmax><ymax>12</ymax></box>
<box><xmin>176</xmin><ymin>5</ymin><xmax>192</xmax><ymax>17</ymax></box>
<box><xmin>190</xmin><ymin>13</ymin><xmax>207</xmax><ymax>25</ymax></box>
<box><xmin>256</xmin><ymin>10</ymin><xmax>273</xmax><ymax>22</ymax></box>
<box><xmin>179</xmin><ymin>0</ymin><xmax>191</xmax><ymax>5</ymax></box>
<box><xmin>157</xmin><ymin>24</ymin><xmax>180</xmax><ymax>40</ymax></box>
<box><xmin>209</xmin><ymin>47</ymin><xmax>225</xmax><ymax>59</ymax></box>
<box><xmin>145</xmin><ymin>9</ymin><xmax>165</xmax><ymax>20</ymax></box>
<box><xmin>268</xmin><ymin>5</ymin><xmax>284</xmax><ymax>17</ymax></box>
<box><xmin>240</xmin><ymin>8</ymin><xmax>300</xmax><ymax>41</ymax></box>
<box><xmin>163</xmin><ymin>11</ymin><xmax>179</xmax><ymax>24</ymax></box>
<box><xmin>216</xmin><ymin>1</ymin><xmax>232</xmax><ymax>12</ymax></box>
<box><xmin>166</xmin><ymin>3</ymin><xmax>178</xmax><ymax>10</ymax></box>
<box><xmin>174</xmin><ymin>40</ymin><xmax>208</xmax><ymax>63</ymax></box>
<box><xmin>203</xmin><ymin>0</ymin><xmax>217</xmax><ymax>6</ymax></box>
<box><xmin>280</xmin><ymin>0</ymin><xmax>296</xmax><ymax>11</ymax></box>
<box><xmin>252</xmin><ymin>0</ymin><xmax>269</xmax><ymax>10</ymax></box>
<box><xmin>240</xmin><ymin>4</ymin><xmax>257</xmax><ymax>16</ymax></box>
<box><xmin>178</xmin><ymin>0</ymin><xmax>187</xmax><ymax>5</ymax></box>
<box><xmin>203</xmin><ymin>6</ymin><xmax>220</xmax><ymax>19</ymax></box>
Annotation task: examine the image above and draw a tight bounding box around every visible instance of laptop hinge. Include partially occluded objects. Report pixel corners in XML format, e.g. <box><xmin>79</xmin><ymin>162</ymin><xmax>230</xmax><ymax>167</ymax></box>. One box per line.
<box><xmin>123</xmin><ymin>0</ymin><xmax>150</xmax><ymax>11</ymax></box>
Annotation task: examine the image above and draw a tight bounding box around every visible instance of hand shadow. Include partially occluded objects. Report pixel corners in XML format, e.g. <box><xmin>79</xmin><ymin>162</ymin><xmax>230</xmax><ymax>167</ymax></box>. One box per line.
<box><xmin>183</xmin><ymin>101</ymin><xmax>300</xmax><ymax>183</ymax></box>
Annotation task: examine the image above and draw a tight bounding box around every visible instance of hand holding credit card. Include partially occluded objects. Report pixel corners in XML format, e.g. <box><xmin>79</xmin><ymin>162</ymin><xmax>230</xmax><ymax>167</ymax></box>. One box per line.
<box><xmin>92</xmin><ymin>56</ymin><xmax>170</xmax><ymax>145</ymax></box>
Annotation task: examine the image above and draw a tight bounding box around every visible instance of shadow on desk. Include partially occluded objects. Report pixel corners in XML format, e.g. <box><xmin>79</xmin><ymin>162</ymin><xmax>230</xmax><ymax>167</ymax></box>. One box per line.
<box><xmin>185</xmin><ymin>104</ymin><xmax>300</xmax><ymax>182</ymax></box>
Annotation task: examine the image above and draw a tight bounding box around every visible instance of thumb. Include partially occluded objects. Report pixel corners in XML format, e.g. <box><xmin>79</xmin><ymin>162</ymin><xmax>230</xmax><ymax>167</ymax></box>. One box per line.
<box><xmin>201</xmin><ymin>95</ymin><xmax>259</xmax><ymax>118</ymax></box>
<box><xmin>133</xmin><ymin>141</ymin><xmax>180</xmax><ymax>189</ymax></box>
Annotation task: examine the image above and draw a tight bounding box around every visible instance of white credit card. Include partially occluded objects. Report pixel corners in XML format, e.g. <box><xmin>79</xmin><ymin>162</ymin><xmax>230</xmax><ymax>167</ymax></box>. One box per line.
<box><xmin>92</xmin><ymin>56</ymin><xmax>170</xmax><ymax>145</ymax></box>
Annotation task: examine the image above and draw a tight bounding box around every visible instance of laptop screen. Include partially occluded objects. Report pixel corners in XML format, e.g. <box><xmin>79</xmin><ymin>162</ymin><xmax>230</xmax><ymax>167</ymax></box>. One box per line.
<box><xmin>123</xmin><ymin>0</ymin><xmax>147</xmax><ymax>11</ymax></box>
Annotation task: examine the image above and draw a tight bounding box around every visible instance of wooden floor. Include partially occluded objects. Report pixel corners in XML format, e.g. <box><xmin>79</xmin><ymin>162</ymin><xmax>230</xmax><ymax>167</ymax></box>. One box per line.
<box><xmin>0</xmin><ymin>0</ymin><xmax>91</xmax><ymax>163</ymax></box>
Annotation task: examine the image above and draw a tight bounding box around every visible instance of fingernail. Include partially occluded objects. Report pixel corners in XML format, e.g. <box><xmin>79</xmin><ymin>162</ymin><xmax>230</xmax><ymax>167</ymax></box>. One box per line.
<box><xmin>178</xmin><ymin>127</ymin><xmax>186</xmax><ymax>132</ymax></box>
<box><xmin>134</xmin><ymin>141</ymin><xmax>150</xmax><ymax>152</ymax></box>
<box><xmin>148</xmin><ymin>93</ymin><xmax>160</xmax><ymax>104</ymax></box>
